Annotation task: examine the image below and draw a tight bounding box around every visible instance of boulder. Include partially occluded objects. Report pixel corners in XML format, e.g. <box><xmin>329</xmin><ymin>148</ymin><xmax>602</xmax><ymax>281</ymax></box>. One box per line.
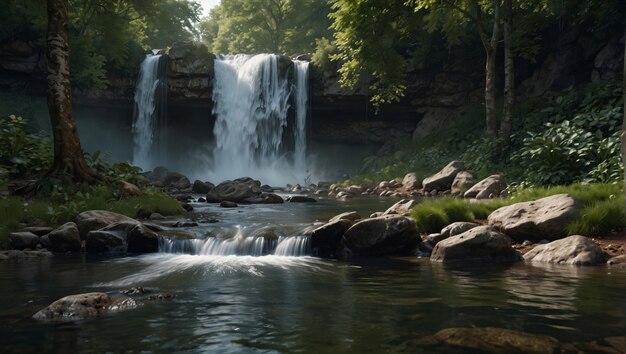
<box><xmin>127</xmin><ymin>224</ymin><xmax>159</xmax><ymax>253</ymax></box>
<box><xmin>85</xmin><ymin>231</ymin><xmax>127</xmax><ymax>254</ymax></box>
<box><xmin>32</xmin><ymin>292</ymin><xmax>138</xmax><ymax>321</ymax></box>
<box><xmin>48</xmin><ymin>222</ymin><xmax>81</xmax><ymax>253</ymax></box>
<box><xmin>347</xmin><ymin>185</ymin><xmax>364</xmax><ymax>194</ymax></box>
<box><xmin>422</xmin><ymin>161</ymin><xmax>465</xmax><ymax>192</ymax></box>
<box><xmin>192</xmin><ymin>180</ymin><xmax>214</xmax><ymax>194</ymax></box>
<box><xmin>430</xmin><ymin>226</ymin><xmax>522</xmax><ymax>264</ymax></box>
<box><xmin>220</xmin><ymin>201</ymin><xmax>238</xmax><ymax>208</ymax></box>
<box><xmin>451</xmin><ymin>171</ymin><xmax>476</xmax><ymax>195</ymax></box>
<box><xmin>242</xmin><ymin>193</ymin><xmax>284</xmax><ymax>204</ymax></box>
<box><xmin>523</xmin><ymin>235</ymin><xmax>606</xmax><ymax>266</ymax></box>
<box><xmin>402</xmin><ymin>173</ymin><xmax>422</xmax><ymax>190</ymax></box>
<box><xmin>162</xmin><ymin>172</ymin><xmax>191</xmax><ymax>189</ymax></box>
<box><xmin>288</xmin><ymin>196</ymin><xmax>317</xmax><ymax>203</ymax></box>
<box><xmin>8</xmin><ymin>232</ymin><xmax>39</xmax><ymax>250</ymax></box>
<box><xmin>146</xmin><ymin>166</ymin><xmax>170</xmax><ymax>183</ymax></box>
<box><xmin>414</xmin><ymin>327</ymin><xmax>560</xmax><ymax>354</ymax></box>
<box><xmin>329</xmin><ymin>211</ymin><xmax>362</xmax><ymax>224</ymax></box>
<box><xmin>19</xmin><ymin>226</ymin><xmax>53</xmax><ymax>236</ymax></box>
<box><xmin>488</xmin><ymin>194</ymin><xmax>580</xmax><ymax>241</ymax></box>
<box><xmin>206</xmin><ymin>177</ymin><xmax>262</xmax><ymax>202</ymax></box>
<box><xmin>340</xmin><ymin>215</ymin><xmax>420</xmax><ymax>256</ymax></box>
<box><xmin>440</xmin><ymin>221</ymin><xmax>480</xmax><ymax>240</ymax></box>
<box><xmin>311</xmin><ymin>219</ymin><xmax>352</xmax><ymax>257</ymax></box>
<box><xmin>464</xmin><ymin>174</ymin><xmax>506</xmax><ymax>199</ymax></box>
<box><xmin>75</xmin><ymin>210</ymin><xmax>135</xmax><ymax>240</ymax></box>
<box><xmin>383</xmin><ymin>199</ymin><xmax>418</xmax><ymax>216</ymax></box>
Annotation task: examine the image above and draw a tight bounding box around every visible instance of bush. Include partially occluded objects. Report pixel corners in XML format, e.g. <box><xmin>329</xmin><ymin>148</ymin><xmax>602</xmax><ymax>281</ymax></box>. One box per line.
<box><xmin>0</xmin><ymin>115</ymin><xmax>51</xmax><ymax>178</ymax></box>
<box><xmin>567</xmin><ymin>198</ymin><xmax>625</xmax><ymax>236</ymax></box>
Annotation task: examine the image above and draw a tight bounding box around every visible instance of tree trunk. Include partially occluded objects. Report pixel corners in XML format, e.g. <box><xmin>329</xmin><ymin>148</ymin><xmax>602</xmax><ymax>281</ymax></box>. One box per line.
<box><xmin>46</xmin><ymin>0</ymin><xmax>100</xmax><ymax>183</ymax></box>
<box><xmin>622</xmin><ymin>21</ymin><xmax>626</xmax><ymax>217</ymax></box>
<box><xmin>499</xmin><ymin>0</ymin><xmax>514</xmax><ymax>143</ymax></box>
<box><xmin>484</xmin><ymin>0</ymin><xmax>500</xmax><ymax>136</ymax></box>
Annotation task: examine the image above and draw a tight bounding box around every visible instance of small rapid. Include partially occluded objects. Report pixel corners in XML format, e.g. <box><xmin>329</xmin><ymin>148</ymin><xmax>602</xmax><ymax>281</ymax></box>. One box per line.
<box><xmin>158</xmin><ymin>235</ymin><xmax>310</xmax><ymax>257</ymax></box>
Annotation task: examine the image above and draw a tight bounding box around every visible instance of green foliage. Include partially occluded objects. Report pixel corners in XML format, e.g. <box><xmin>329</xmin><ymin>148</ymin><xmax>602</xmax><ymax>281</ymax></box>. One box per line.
<box><xmin>311</xmin><ymin>37</ymin><xmax>337</xmax><ymax>72</ymax></box>
<box><xmin>567</xmin><ymin>198</ymin><xmax>625</xmax><ymax>236</ymax></box>
<box><xmin>411</xmin><ymin>197</ymin><xmax>505</xmax><ymax>234</ymax></box>
<box><xmin>0</xmin><ymin>115</ymin><xmax>51</xmax><ymax>178</ymax></box>
<box><xmin>200</xmin><ymin>0</ymin><xmax>331</xmax><ymax>55</ymax></box>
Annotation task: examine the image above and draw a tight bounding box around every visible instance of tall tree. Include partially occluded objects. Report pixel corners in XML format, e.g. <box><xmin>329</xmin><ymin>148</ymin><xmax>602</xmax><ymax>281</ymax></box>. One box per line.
<box><xmin>46</xmin><ymin>0</ymin><xmax>100</xmax><ymax>183</ymax></box>
<box><xmin>622</xmin><ymin>20</ymin><xmax>626</xmax><ymax>214</ymax></box>
<box><xmin>499</xmin><ymin>0</ymin><xmax>514</xmax><ymax>142</ymax></box>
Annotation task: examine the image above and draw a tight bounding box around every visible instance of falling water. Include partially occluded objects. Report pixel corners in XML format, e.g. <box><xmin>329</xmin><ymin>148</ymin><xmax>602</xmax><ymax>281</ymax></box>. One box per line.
<box><xmin>132</xmin><ymin>53</ymin><xmax>168</xmax><ymax>170</ymax></box>
<box><xmin>293</xmin><ymin>60</ymin><xmax>310</xmax><ymax>174</ymax></box>
<box><xmin>159</xmin><ymin>234</ymin><xmax>310</xmax><ymax>257</ymax></box>
<box><xmin>210</xmin><ymin>54</ymin><xmax>310</xmax><ymax>185</ymax></box>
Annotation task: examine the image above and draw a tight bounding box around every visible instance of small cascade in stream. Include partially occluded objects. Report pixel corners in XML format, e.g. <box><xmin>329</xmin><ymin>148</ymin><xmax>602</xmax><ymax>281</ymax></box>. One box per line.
<box><xmin>132</xmin><ymin>53</ymin><xmax>168</xmax><ymax>170</ymax></box>
<box><xmin>210</xmin><ymin>54</ymin><xmax>310</xmax><ymax>185</ymax></box>
<box><xmin>159</xmin><ymin>235</ymin><xmax>311</xmax><ymax>257</ymax></box>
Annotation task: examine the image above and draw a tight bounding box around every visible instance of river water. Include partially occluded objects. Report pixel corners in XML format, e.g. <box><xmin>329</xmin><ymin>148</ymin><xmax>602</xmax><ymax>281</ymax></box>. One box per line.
<box><xmin>1</xmin><ymin>196</ymin><xmax>625</xmax><ymax>353</ymax></box>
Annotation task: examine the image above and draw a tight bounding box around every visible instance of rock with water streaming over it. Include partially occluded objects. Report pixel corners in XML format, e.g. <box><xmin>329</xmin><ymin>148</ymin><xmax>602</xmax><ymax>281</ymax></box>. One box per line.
<box><xmin>523</xmin><ymin>235</ymin><xmax>606</xmax><ymax>266</ymax></box>
<box><xmin>48</xmin><ymin>222</ymin><xmax>81</xmax><ymax>253</ymax></box>
<box><xmin>430</xmin><ymin>226</ymin><xmax>522</xmax><ymax>264</ymax></box>
<box><xmin>488</xmin><ymin>194</ymin><xmax>580</xmax><ymax>241</ymax></box>
<box><xmin>32</xmin><ymin>292</ymin><xmax>139</xmax><ymax>321</ymax></box>
<box><xmin>339</xmin><ymin>215</ymin><xmax>420</xmax><ymax>256</ymax></box>
<box><xmin>206</xmin><ymin>177</ymin><xmax>262</xmax><ymax>203</ymax></box>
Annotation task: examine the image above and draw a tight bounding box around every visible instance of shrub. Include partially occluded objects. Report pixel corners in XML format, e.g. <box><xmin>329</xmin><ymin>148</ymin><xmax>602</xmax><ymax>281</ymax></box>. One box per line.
<box><xmin>567</xmin><ymin>198</ymin><xmax>625</xmax><ymax>236</ymax></box>
<box><xmin>0</xmin><ymin>115</ymin><xmax>51</xmax><ymax>178</ymax></box>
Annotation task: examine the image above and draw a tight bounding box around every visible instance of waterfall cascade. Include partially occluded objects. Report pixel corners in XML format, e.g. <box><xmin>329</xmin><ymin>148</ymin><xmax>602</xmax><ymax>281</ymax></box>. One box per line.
<box><xmin>159</xmin><ymin>235</ymin><xmax>311</xmax><ymax>257</ymax></box>
<box><xmin>210</xmin><ymin>54</ymin><xmax>310</xmax><ymax>185</ymax></box>
<box><xmin>132</xmin><ymin>53</ymin><xmax>168</xmax><ymax>170</ymax></box>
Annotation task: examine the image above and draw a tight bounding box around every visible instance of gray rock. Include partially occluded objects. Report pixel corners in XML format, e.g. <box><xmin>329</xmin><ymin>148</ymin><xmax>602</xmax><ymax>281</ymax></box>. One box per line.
<box><xmin>383</xmin><ymin>199</ymin><xmax>418</xmax><ymax>216</ymax></box>
<box><xmin>423</xmin><ymin>161</ymin><xmax>465</xmax><ymax>192</ymax></box>
<box><xmin>149</xmin><ymin>213</ymin><xmax>165</xmax><ymax>220</ymax></box>
<box><xmin>48</xmin><ymin>222</ymin><xmax>81</xmax><ymax>253</ymax></box>
<box><xmin>8</xmin><ymin>232</ymin><xmax>39</xmax><ymax>250</ymax></box>
<box><xmin>243</xmin><ymin>193</ymin><xmax>284</xmax><ymax>204</ymax></box>
<box><xmin>607</xmin><ymin>255</ymin><xmax>626</xmax><ymax>267</ymax></box>
<box><xmin>451</xmin><ymin>171</ymin><xmax>476</xmax><ymax>195</ymax></box>
<box><xmin>206</xmin><ymin>177</ymin><xmax>262</xmax><ymax>202</ymax></box>
<box><xmin>340</xmin><ymin>215</ymin><xmax>420</xmax><ymax>256</ymax></box>
<box><xmin>19</xmin><ymin>226</ymin><xmax>53</xmax><ymax>236</ymax></box>
<box><xmin>440</xmin><ymin>222</ymin><xmax>480</xmax><ymax>241</ymax></box>
<box><xmin>192</xmin><ymin>180</ymin><xmax>214</xmax><ymax>194</ymax></box>
<box><xmin>370</xmin><ymin>212</ymin><xmax>383</xmax><ymax>218</ymax></box>
<box><xmin>162</xmin><ymin>172</ymin><xmax>191</xmax><ymax>189</ymax></box>
<box><xmin>127</xmin><ymin>224</ymin><xmax>159</xmax><ymax>253</ymax></box>
<box><xmin>32</xmin><ymin>292</ymin><xmax>138</xmax><ymax>321</ymax></box>
<box><xmin>329</xmin><ymin>211</ymin><xmax>362</xmax><ymax>224</ymax></box>
<box><xmin>464</xmin><ymin>175</ymin><xmax>507</xmax><ymax>199</ymax></box>
<box><xmin>75</xmin><ymin>210</ymin><xmax>135</xmax><ymax>240</ymax></box>
<box><xmin>220</xmin><ymin>201</ymin><xmax>238</xmax><ymax>208</ymax></box>
<box><xmin>311</xmin><ymin>219</ymin><xmax>353</xmax><ymax>257</ymax></box>
<box><xmin>488</xmin><ymin>194</ymin><xmax>580</xmax><ymax>241</ymax></box>
<box><xmin>523</xmin><ymin>235</ymin><xmax>606</xmax><ymax>266</ymax></box>
<box><xmin>85</xmin><ymin>231</ymin><xmax>127</xmax><ymax>254</ymax></box>
<box><xmin>431</xmin><ymin>226</ymin><xmax>522</xmax><ymax>264</ymax></box>
<box><xmin>402</xmin><ymin>172</ymin><xmax>422</xmax><ymax>190</ymax></box>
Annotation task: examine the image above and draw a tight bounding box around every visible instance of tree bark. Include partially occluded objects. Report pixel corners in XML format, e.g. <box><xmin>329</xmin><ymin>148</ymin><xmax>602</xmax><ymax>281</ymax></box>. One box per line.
<box><xmin>622</xmin><ymin>21</ymin><xmax>626</xmax><ymax>217</ymax></box>
<box><xmin>484</xmin><ymin>0</ymin><xmax>500</xmax><ymax>136</ymax></box>
<box><xmin>46</xmin><ymin>0</ymin><xmax>100</xmax><ymax>183</ymax></box>
<box><xmin>499</xmin><ymin>0</ymin><xmax>514</xmax><ymax>143</ymax></box>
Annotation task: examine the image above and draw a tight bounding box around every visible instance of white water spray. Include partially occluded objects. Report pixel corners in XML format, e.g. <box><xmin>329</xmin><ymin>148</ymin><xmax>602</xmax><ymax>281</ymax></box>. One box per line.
<box><xmin>210</xmin><ymin>54</ymin><xmax>310</xmax><ymax>185</ymax></box>
<box><xmin>132</xmin><ymin>53</ymin><xmax>167</xmax><ymax>170</ymax></box>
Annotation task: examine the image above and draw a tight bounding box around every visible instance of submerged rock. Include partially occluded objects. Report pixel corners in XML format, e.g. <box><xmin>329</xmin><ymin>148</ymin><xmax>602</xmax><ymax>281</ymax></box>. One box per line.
<box><xmin>422</xmin><ymin>161</ymin><xmax>464</xmax><ymax>193</ymax></box>
<box><xmin>32</xmin><ymin>292</ymin><xmax>139</xmax><ymax>321</ymax></box>
<box><xmin>523</xmin><ymin>235</ymin><xmax>606</xmax><ymax>266</ymax></box>
<box><xmin>339</xmin><ymin>215</ymin><xmax>420</xmax><ymax>256</ymax></box>
<box><xmin>430</xmin><ymin>226</ymin><xmax>522</xmax><ymax>264</ymax></box>
<box><xmin>220</xmin><ymin>200</ymin><xmax>238</xmax><ymax>208</ymax></box>
<box><xmin>414</xmin><ymin>327</ymin><xmax>560</xmax><ymax>354</ymax></box>
<box><xmin>488</xmin><ymin>194</ymin><xmax>579</xmax><ymax>241</ymax></box>
<box><xmin>287</xmin><ymin>196</ymin><xmax>317</xmax><ymax>203</ymax></box>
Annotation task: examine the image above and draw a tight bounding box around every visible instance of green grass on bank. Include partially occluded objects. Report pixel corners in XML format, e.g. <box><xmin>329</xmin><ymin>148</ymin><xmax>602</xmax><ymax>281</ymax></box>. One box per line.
<box><xmin>0</xmin><ymin>185</ymin><xmax>183</xmax><ymax>248</ymax></box>
<box><xmin>411</xmin><ymin>183</ymin><xmax>624</xmax><ymax>237</ymax></box>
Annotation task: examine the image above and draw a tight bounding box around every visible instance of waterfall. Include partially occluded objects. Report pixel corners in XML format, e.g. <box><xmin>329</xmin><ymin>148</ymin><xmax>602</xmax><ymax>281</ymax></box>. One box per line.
<box><xmin>159</xmin><ymin>235</ymin><xmax>310</xmax><ymax>257</ymax></box>
<box><xmin>132</xmin><ymin>53</ymin><xmax>167</xmax><ymax>170</ymax></box>
<box><xmin>210</xmin><ymin>54</ymin><xmax>310</xmax><ymax>185</ymax></box>
<box><xmin>293</xmin><ymin>60</ymin><xmax>309</xmax><ymax>175</ymax></box>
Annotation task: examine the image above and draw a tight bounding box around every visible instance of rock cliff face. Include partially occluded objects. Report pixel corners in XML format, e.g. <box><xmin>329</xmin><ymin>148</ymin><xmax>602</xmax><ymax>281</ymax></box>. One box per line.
<box><xmin>1</xmin><ymin>29</ymin><xmax>623</xmax><ymax>146</ymax></box>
